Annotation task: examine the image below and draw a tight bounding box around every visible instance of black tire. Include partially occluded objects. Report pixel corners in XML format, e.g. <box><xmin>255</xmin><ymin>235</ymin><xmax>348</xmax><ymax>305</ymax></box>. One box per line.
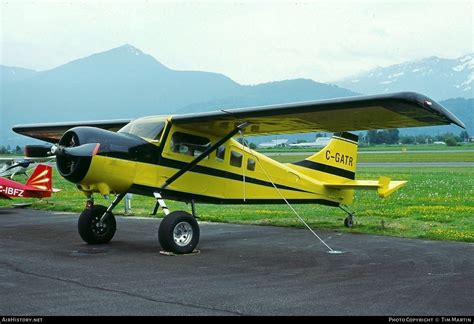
<box><xmin>78</xmin><ymin>205</ymin><xmax>116</xmax><ymax>244</ymax></box>
<box><xmin>158</xmin><ymin>211</ymin><xmax>199</xmax><ymax>254</ymax></box>
<box><xmin>344</xmin><ymin>216</ymin><xmax>354</xmax><ymax>228</ymax></box>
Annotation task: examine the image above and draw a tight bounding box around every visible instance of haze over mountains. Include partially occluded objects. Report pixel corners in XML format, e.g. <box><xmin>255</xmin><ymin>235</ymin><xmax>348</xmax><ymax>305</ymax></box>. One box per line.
<box><xmin>1</xmin><ymin>45</ymin><xmax>472</xmax><ymax>146</ymax></box>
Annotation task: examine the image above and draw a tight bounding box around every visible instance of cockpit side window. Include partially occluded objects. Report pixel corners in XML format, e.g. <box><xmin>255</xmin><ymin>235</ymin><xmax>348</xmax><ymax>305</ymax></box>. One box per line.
<box><xmin>170</xmin><ymin>132</ymin><xmax>211</xmax><ymax>158</ymax></box>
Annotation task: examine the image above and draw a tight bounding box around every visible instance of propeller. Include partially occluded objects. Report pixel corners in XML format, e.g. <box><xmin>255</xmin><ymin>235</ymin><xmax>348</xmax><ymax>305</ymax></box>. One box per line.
<box><xmin>25</xmin><ymin>142</ymin><xmax>101</xmax><ymax>177</ymax></box>
<box><xmin>25</xmin><ymin>143</ymin><xmax>100</xmax><ymax>158</ymax></box>
<box><xmin>52</xmin><ymin>143</ymin><xmax>101</xmax><ymax>158</ymax></box>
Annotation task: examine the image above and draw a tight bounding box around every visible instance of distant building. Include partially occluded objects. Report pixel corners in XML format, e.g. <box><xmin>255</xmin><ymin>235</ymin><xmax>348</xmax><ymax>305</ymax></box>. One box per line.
<box><xmin>433</xmin><ymin>141</ymin><xmax>446</xmax><ymax>145</ymax></box>
<box><xmin>258</xmin><ymin>139</ymin><xmax>289</xmax><ymax>148</ymax></box>
<box><xmin>289</xmin><ymin>137</ymin><xmax>331</xmax><ymax>148</ymax></box>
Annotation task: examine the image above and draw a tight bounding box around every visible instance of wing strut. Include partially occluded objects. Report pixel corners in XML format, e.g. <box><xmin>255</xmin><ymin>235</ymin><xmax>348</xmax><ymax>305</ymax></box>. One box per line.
<box><xmin>150</xmin><ymin>121</ymin><xmax>250</xmax><ymax>216</ymax></box>
<box><xmin>159</xmin><ymin>121</ymin><xmax>251</xmax><ymax>191</ymax></box>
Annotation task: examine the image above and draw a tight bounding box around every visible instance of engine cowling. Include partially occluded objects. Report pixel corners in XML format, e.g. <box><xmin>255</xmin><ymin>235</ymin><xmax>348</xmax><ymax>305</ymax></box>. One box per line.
<box><xmin>56</xmin><ymin>127</ymin><xmax>159</xmax><ymax>184</ymax></box>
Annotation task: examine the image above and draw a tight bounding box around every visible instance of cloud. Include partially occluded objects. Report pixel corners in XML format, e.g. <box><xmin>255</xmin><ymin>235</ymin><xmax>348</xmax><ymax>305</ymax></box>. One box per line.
<box><xmin>1</xmin><ymin>0</ymin><xmax>472</xmax><ymax>84</ymax></box>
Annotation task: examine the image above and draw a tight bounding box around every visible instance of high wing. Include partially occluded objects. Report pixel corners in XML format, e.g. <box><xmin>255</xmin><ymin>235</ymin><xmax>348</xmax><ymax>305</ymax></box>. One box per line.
<box><xmin>12</xmin><ymin>119</ymin><xmax>132</xmax><ymax>143</ymax></box>
<box><xmin>171</xmin><ymin>92</ymin><xmax>465</xmax><ymax>136</ymax></box>
<box><xmin>12</xmin><ymin>92</ymin><xmax>464</xmax><ymax>142</ymax></box>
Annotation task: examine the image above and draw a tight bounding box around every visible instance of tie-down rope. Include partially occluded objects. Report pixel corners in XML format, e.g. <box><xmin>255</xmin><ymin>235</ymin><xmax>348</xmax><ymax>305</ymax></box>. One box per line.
<box><xmin>238</xmin><ymin>131</ymin><xmax>339</xmax><ymax>253</ymax></box>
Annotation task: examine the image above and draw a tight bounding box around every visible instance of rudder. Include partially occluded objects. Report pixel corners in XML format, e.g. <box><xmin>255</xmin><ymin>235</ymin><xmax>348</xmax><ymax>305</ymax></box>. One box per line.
<box><xmin>26</xmin><ymin>164</ymin><xmax>53</xmax><ymax>192</ymax></box>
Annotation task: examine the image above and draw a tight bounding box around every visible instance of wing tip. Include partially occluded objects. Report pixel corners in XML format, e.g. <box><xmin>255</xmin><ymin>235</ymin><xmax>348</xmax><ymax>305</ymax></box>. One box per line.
<box><xmin>395</xmin><ymin>91</ymin><xmax>466</xmax><ymax>129</ymax></box>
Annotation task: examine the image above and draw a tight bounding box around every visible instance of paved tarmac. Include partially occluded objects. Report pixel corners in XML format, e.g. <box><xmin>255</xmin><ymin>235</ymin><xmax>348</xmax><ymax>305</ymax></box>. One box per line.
<box><xmin>0</xmin><ymin>208</ymin><xmax>472</xmax><ymax>316</ymax></box>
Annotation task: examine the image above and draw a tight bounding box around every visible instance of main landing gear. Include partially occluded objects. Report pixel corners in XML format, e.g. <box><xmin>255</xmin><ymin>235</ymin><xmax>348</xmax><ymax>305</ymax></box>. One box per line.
<box><xmin>158</xmin><ymin>211</ymin><xmax>199</xmax><ymax>254</ymax></box>
<box><xmin>77</xmin><ymin>193</ymin><xmax>200</xmax><ymax>255</ymax></box>
<box><xmin>154</xmin><ymin>194</ymin><xmax>200</xmax><ymax>254</ymax></box>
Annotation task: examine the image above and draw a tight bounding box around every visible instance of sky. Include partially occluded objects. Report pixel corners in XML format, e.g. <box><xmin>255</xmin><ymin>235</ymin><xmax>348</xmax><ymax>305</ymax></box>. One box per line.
<box><xmin>1</xmin><ymin>0</ymin><xmax>473</xmax><ymax>84</ymax></box>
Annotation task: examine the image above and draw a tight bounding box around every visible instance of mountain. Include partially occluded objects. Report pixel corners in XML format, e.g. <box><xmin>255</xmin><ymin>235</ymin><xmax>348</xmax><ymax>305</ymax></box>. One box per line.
<box><xmin>335</xmin><ymin>54</ymin><xmax>474</xmax><ymax>101</ymax></box>
<box><xmin>0</xmin><ymin>44</ymin><xmax>357</xmax><ymax>146</ymax></box>
<box><xmin>2</xmin><ymin>44</ymin><xmax>241</xmax><ymax>124</ymax></box>
<box><xmin>0</xmin><ymin>66</ymin><xmax>37</xmax><ymax>84</ymax></box>
<box><xmin>1</xmin><ymin>45</ymin><xmax>471</xmax><ymax>147</ymax></box>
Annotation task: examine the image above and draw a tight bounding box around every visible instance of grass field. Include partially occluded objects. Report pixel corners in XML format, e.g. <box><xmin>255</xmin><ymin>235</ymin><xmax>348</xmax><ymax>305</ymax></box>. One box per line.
<box><xmin>1</xmin><ymin>159</ymin><xmax>472</xmax><ymax>243</ymax></box>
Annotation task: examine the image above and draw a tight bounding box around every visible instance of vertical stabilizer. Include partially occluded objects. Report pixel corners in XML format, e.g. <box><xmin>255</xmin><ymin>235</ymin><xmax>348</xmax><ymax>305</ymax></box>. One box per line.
<box><xmin>289</xmin><ymin>132</ymin><xmax>359</xmax><ymax>183</ymax></box>
<box><xmin>26</xmin><ymin>164</ymin><xmax>53</xmax><ymax>192</ymax></box>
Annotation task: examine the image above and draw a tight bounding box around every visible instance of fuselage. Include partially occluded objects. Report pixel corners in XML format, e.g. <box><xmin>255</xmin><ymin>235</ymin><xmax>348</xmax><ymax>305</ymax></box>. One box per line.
<box><xmin>58</xmin><ymin>116</ymin><xmax>352</xmax><ymax>206</ymax></box>
<box><xmin>0</xmin><ymin>176</ymin><xmax>52</xmax><ymax>200</ymax></box>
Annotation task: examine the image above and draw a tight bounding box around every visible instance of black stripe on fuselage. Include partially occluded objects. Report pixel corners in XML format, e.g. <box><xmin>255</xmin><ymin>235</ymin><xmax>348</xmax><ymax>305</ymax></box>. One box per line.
<box><xmin>159</xmin><ymin>157</ymin><xmax>312</xmax><ymax>194</ymax></box>
<box><xmin>292</xmin><ymin>160</ymin><xmax>355</xmax><ymax>180</ymax></box>
<box><xmin>130</xmin><ymin>184</ymin><xmax>339</xmax><ymax>207</ymax></box>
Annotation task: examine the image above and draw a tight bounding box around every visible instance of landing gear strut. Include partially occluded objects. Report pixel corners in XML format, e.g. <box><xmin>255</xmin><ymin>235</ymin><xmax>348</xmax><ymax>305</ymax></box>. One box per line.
<box><xmin>339</xmin><ymin>205</ymin><xmax>356</xmax><ymax>228</ymax></box>
<box><xmin>153</xmin><ymin>124</ymin><xmax>250</xmax><ymax>254</ymax></box>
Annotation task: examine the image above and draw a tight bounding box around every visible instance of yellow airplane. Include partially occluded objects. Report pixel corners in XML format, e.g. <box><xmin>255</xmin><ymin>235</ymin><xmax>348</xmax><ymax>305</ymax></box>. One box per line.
<box><xmin>14</xmin><ymin>92</ymin><xmax>465</xmax><ymax>254</ymax></box>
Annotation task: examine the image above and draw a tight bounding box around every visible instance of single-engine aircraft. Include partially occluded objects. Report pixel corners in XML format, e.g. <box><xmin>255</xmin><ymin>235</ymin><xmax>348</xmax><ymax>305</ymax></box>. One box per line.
<box><xmin>0</xmin><ymin>164</ymin><xmax>58</xmax><ymax>200</ymax></box>
<box><xmin>0</xmin><ymin>157</ymin><xmax>55</xmax><ymax>179</ymax></box>
<box><xmin>13</xmin><ymin>92</ymin><xmax>465</xmax><ymax>254</ymax></box>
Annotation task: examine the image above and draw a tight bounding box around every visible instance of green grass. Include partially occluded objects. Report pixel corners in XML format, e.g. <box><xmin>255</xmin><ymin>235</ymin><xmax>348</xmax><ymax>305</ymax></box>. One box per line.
<box><xmin>1</xmin><ymin>164</ymin><xmax>473</xmax><ymax>243</ymax></box>
<box><xmin>191</xmin><ymin>167</ymin><xmax>474</xmax><ymax>242</ymax></box>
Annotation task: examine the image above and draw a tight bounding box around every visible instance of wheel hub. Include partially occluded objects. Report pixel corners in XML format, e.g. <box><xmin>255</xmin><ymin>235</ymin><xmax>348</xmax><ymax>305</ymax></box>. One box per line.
<box><xmin>173</xmin><ymin>222</ymin><xmax>193</xmax><ymax>247</ymax></box>
<box><xmin>92</xmin><ymin>216</ymin><xmax>108</xmax><ymax>235</ymax></box>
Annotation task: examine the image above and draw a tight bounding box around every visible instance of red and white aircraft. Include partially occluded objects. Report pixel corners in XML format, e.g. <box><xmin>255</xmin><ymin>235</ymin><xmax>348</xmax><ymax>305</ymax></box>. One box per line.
<box><xmin>0</xmin><ymin>164</ymin><xmax>59</xmax><ymax>200</ymax></box>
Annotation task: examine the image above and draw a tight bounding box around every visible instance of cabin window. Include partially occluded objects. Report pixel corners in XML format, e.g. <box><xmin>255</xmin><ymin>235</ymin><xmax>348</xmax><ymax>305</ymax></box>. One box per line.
<box><xmin>230</xmin><ymin>151</ymin><xmax>243</xmax><ymax>168</ymax></box>
<box><xmin>171</xmin><ymin>132</ymin><xmax>211</xmax><ymax>158</ymax></box>
<box><xmin>216</xmin><ymin>145</ymin><xmax>226</xmax><ymax>162</ymax></box>
<box><xmin>247</xmin><ymin>158</ymin><xmax>256</xmax><ymax>171</ymax></box>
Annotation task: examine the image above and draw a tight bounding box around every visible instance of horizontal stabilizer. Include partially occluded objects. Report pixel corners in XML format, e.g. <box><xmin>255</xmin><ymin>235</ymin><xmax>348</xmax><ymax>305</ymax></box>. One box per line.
<box><xmin>324</xmin><ymin>176</ymin><xmax>406</xmax><ymax>198</ymax></box>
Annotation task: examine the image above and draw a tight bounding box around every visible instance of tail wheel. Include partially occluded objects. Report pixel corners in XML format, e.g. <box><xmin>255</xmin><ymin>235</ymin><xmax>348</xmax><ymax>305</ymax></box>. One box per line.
<box><xmin>78</xmin><ymin>205</ymin><xmax>116</xmax><ymax>244</ymax></box>
<box><xmin>158</xmin><ymin>211</ymin><xmax>199</xmax><ymax>254</ymax></box>
<box><xmin>344</xmin><ymin>216</ymin><xmax>354</xmax><ymax>228</ymax></box>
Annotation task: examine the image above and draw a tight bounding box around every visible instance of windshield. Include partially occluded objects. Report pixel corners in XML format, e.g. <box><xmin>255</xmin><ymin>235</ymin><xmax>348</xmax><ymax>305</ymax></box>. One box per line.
<box><xmin>118</xmin><ymin>117</ymin><xmax>166</xmax><ymax>141</ymax></box>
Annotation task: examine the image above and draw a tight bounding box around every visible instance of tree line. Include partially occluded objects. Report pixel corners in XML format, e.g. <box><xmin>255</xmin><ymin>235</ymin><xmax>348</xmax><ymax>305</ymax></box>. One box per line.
<box><xmin>0</xmin><ymin>145</ymin><xmax>23</xmax><ymax>155</ymax></box>
<box><xmin>362</xmin><ymin>130</ymin><xmax>470</xmax><ymax>146</ymax></box>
